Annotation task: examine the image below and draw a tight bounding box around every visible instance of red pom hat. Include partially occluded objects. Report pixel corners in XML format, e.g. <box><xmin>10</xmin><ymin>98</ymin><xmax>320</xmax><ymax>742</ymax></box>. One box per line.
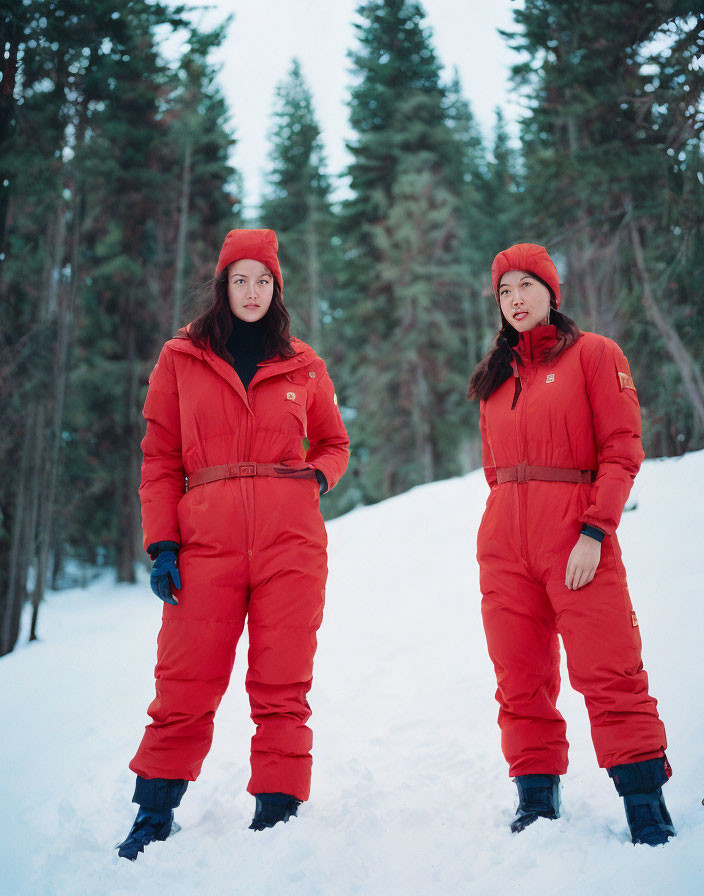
<box><xmin>491</xmin><ymin>243</ymin><xmax>561</xmax><ymax>309</ymax></box>
<box><xmin>215</xmin><ymin>228</ymin><xmax>283</xmax><ymax>290</ymax></box>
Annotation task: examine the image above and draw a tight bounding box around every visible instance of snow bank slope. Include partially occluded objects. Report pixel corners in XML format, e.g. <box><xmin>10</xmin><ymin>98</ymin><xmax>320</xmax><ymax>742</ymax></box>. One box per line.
<box><xmin>2</xmin><ymin>452</ymin><xmax>703</xmax><ymax>895</ymax></box>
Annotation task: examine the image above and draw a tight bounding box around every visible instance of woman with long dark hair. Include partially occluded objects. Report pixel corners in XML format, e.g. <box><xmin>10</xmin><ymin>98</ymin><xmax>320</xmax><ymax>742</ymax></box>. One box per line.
<box><xmin>117</xmin><ymin>229</ymin><xmax>349</xmax><ymax>860</ymax></box>
<box><xmin>469</xmin><ymin>242</ymin><xmax>675</xmax><ymax>846</ymax></box>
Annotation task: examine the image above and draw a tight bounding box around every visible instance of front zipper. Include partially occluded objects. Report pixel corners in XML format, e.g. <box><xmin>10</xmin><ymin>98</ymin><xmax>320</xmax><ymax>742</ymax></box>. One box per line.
<box><xmin>512</xmin><ymin>343</ymin><xmax>537</xmax><ymax>566</ymax></box>
<box><xmin>234</xmin><ymin>359</ymin><xmax>310</xmax><ymax>565</ymax></box>
<box><xmin>233</xmin><ymin>372</ymin><xmax>256</xmax><ymax>566</ymax></box>
<box><xmin>514</xmin><ymin>376</ymin><xmax>527</xmax><ymax>566</ymax></box>
<box><xmin>245</xmin><ymin>380</ymin><xmax>256</xmax><ymax>561</ymax></box>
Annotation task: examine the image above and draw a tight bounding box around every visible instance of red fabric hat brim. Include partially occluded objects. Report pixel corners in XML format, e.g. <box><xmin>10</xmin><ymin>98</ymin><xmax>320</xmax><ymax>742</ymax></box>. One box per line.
<box><xmin>491</xmin><ymin>243</ymin><xmax>561</xmax><ymax>309</ymax></box>
<box><xmin>215</xmin><ymin>229</ymin><xmax>283</xmax><ymax>290</ymax></box>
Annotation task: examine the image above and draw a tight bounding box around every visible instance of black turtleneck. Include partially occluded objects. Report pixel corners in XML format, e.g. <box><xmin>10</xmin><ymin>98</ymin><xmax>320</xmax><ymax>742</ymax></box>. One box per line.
<box><xmin>226</xmin><ymin>314</ymin><xmax>269</xmax><ymax>391</ymax></box>
<box><xmin>224</xmin><ymin>312</ymin><xmax>329</xmax><ymax>495</ymax></box>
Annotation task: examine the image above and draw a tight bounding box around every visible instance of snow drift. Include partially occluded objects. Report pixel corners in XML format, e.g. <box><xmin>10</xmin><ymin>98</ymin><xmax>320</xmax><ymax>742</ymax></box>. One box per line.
<box><xmin>2</xmin><ymin>452</ymin><xmax>703</xmax><ymax>895</ymax></box>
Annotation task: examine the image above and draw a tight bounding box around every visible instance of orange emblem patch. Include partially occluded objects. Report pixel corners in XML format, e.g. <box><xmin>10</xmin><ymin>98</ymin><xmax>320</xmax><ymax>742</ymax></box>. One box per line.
<box><xmin>618</xmin><ymin>372</ymin><xmax>636</xmax><ymax>391</ymax></box>
<box><xmin>631</xmin><ymin>610</ymin><xmax>639</xmax><ymax>627</ymax></box>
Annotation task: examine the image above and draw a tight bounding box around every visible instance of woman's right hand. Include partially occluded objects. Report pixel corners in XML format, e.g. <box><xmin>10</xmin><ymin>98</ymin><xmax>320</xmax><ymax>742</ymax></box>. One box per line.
<box><xmin>565</xmin><ymin>534</ymin><xmax>602</xmax><ymax>590</ymax></box>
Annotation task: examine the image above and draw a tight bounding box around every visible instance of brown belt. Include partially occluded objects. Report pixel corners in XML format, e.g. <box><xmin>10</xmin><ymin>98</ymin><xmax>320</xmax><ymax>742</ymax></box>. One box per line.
<box><xmin>186</xmin><ymin>462</ymin><xmax>316</xmax><ymax>491</ymax></box>
<box><xmin>496</xmin><ymin>463</ymin><xmax>595</xmax><ymax>484</ymax></box>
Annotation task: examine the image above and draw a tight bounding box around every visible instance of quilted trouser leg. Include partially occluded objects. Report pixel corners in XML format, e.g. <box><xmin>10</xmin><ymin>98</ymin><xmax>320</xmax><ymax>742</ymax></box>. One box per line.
<box><xmin>245</xmin><ymin>550</ymin><xmax>327</xmax><ymax>802</ymax></box>
<box><xmin>130</xmin><ymin>548</ymin><xmax>249</xmax><ymax>781</ymax></box>
<box><xmin>481</xmin><ymin>565</ymin><xmax>568</xmax><ymax>777</ymax></box>
<box><xmin>548</xmin><ymin>536</ymin><xmax>667</xmax><ymax>769</ymax></box>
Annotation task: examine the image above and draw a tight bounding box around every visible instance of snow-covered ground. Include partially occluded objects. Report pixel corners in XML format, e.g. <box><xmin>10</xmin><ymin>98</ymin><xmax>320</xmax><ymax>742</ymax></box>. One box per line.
<box><xmin>2</xmin><ymin>452</ymin><xmax>703</xmax><ymax>895</ymax></box>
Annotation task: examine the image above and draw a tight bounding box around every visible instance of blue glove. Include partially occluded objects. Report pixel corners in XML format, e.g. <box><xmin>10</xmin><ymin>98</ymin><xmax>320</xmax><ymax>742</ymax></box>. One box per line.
<box><xmin>150</xmin><ymin>550</ymin><xmax>181</xmax><ymax>606</ymax></box>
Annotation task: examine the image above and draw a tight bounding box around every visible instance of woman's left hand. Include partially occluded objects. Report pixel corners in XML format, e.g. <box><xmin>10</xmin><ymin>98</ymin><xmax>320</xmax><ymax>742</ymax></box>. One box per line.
<box><xmin>565</xmin><ymin>534</ymin><xmax>602</xmax><ymax>590</ymax></box>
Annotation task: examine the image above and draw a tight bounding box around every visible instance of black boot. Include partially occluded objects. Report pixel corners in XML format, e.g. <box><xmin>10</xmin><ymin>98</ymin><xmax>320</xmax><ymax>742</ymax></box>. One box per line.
<box><xmin>116</xmin><ymin>807</ymin><xmax>176</xmax><ymax>860</ymax></box>
<box><xmin>511</xmin><ymin>774</ymin><xmax>561</xmax><ymax>833</ymax></box>
<box><xmin>249</xmin><ymin>792</ymin><xmax>302</xmax><ymax>831</ymax></box>
<box><xmin>608</xmin><ymin>756</ymin><xmax>676</xmax><ymax>846</ymax></box>
<box><xmin>116</xmin><ymin>776</ymin><xmax>188</xmax><ymax>861</ymax></box>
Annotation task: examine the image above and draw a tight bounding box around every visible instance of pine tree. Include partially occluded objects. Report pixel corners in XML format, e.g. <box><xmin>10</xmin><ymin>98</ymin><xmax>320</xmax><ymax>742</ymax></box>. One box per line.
<box><xmin>505</xmin><ymin>0</ymin><xmax>704</xmax><ymax>452</ymax></box>
<box><xmin>165</xmin><ymin>22</ymin><xmax>241</xmax><ymax>337</ymax></box>
<box><xmin>443</xmin><ymin>76</ymin><xmax>507</xmax><ymax>467</ymax></box>
<box><xmin>71</xmin><ymin>9</ymin><xmax>240</xmax><ymax>585</ymax></box>
<box><xmin>365</xmin><ymin>154</ymin><xmax>467</xmax><ymax>493</ymax></box>
<box><xmin>260</xmin><ymin>59</ymin><xmax>338</xmax><ymax>352</ymax></box>
<box><xmin>0</xmin><ymin>1</ymin><xmax>240</xmax><ymax>654</ymax></box>
<box><xmin>0</xmin><ymin>0</ymin><xmax>176</xmax><ymax>650</ymax></box>
<box><xmin>342</xmin><ymin>0</ymin><xmax>468</xmax><ymax>502</ymax></box>
<box><xmin>484</xmin><ymin>110</ymin><xmax>525</xmax><ymax>253</ymax></box>
<box><xmin>345</xmin><ymin>0</ymin><xmax>448</xmax><ymax>254</ymax></box>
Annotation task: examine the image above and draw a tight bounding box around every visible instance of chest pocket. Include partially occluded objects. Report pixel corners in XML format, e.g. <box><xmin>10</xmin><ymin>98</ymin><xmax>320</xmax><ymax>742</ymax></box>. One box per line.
<box><xmin>282</xmin><ymin>372</ymin><xmax>309</xmax><ymax>436</ymax></box>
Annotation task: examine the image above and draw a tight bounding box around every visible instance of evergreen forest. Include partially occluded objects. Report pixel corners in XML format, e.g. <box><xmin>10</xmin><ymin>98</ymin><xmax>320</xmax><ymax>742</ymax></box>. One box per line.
<box><xmin>1</xmin><ymin>0</ymin><xmax>702</xmax><ymax>655</ymax></box>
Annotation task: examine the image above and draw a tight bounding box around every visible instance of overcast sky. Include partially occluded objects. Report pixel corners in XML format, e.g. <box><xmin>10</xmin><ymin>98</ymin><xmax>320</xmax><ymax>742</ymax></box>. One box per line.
<box><xmin>174</xmin><ymin>1</ymin><xmax>525</xmax><ymax>216</ymax></box>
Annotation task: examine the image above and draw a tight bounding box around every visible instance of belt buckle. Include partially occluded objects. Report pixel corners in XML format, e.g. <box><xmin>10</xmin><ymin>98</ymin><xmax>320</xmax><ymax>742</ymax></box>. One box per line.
<box><xmin>238</xmin><ymin>462</ymin><xmax>256</xmax><ymax>477</ymax></box>
<box><xmin>516</xmin><ymin>462</ymin><xmax>528</xmax><ymax>483</ymax></box>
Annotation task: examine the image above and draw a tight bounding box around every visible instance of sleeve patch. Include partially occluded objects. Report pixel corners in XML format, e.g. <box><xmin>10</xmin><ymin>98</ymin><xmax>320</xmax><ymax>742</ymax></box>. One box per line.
<box><xmin>618</xmin><ymin>371</ymin><xmax>636</xmax><ymax>391</ymax></box>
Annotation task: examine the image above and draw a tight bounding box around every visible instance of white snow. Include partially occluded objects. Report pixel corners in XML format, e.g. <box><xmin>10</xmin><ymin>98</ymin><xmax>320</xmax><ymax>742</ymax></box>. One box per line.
<box><xmin>2</xmin><ymin>452</ymin><xmax>703</xmax><ymax>895</ymax></box>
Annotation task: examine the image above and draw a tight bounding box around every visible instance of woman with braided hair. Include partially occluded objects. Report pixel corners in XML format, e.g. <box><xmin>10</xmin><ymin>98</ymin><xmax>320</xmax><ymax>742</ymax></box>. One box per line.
<box><xmin>469</xmin><ymin>243</ymin><xmax>674</xmax><ymax>846</ymax></box>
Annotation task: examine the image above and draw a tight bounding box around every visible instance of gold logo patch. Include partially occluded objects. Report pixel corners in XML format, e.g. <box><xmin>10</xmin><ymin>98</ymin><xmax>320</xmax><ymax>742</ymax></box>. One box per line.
<box><xmin>619</xmin><ymin>372</ymin><xmax>636</xmax><ymax>391</ymax></box>
<box><xmin>631</xmin><ymin>610</ymin><xmax>639</xmax><ymax>627</ymax></box>
<box><xmin>286</xmin><ymin>392</ymin><xmax>296</xmax><ymax>400</ymax></box>
<box><xmin>546</xmin><ymin>373</ymin><xmax>555</xmax><ymax>383</ymax></box>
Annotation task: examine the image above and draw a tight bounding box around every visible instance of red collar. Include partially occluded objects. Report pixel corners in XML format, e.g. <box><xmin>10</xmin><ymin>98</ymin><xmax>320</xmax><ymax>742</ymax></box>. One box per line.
<box><xmin>513</xmin><ymin>324</ymin><xmax>559</xmax><ymax>365</ymax></box>
<box><xmin>168</xmin><ymin>332</ymin><xmax>314</xmax><ymax>374</ymax></box>
<box><xmin>164</xmin><ymin>333</ymin><xmax>315</xmax><ymax>413</ymax></box>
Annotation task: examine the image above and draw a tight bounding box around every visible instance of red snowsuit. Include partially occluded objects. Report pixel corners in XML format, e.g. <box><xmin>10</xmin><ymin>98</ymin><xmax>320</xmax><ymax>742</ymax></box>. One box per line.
<box><xmin>478</xmin><ymin>325</ymin><xmax>666</xmax><ymax>776</ymax></box>
<box><xmin>130</xmin><ymin>334</ymin><xmax>349</xmax><ymax>801</ymax></box>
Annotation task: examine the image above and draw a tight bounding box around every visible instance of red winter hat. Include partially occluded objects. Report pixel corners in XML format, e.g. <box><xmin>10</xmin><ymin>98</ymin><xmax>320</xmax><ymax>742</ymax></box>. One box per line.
<box><xmin>491</xmin><ymin>243</ymin><xmax>561</xmax><ymax>308</ymax></box>
<box><xmin>215</xmin><ymin>228</ymin><xmax>283</xmax><ymax>289</ymax></box>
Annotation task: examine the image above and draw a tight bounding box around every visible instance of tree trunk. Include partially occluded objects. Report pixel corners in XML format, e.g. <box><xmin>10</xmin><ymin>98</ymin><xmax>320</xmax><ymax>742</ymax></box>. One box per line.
<box><xmin>22</xmin><ymin>206</ymin><xmax>67</xmax><ymax>642</ymax></box>
<box><xmin>116</xmin><ymin>317</ymin><xmax>141</xmax><ymax>583</ymax></box>
<box><xmin>0</xmin><ymin>15</ymin><xmax>19</xmax><ymax>257</ymax></box>
<box><xmin>414</xmin><ymin>362</ymin><xmax>434</xmax><ymax>483</ymax></box>
<box><xmin>627</xmin><ymin>212</ymin><xmax>704</xmax><ymax>433</ymax></box>
<box><xmin>31</xmin><ymin>191</ymin><xmax>78</xmax><ymax>639</ymax></box>
<box><xmin>478</xmin><ymin>283</ymin><xmax>496</xmax><ymax>356</ymax></box>
<box><xmin>172</xmin><ymin>140</ymin><xmax>192</xmax><ymax>334</ymax></box>
<box><xmin>461</xmin><ymin>286</ymin><xmax>479</xmax><ymax>370</ymax></box>
<box><xmin>562</xmin><ymin>110</ymin><xmax>602</xmax><ymax>329</ymax></box>
<box><xmin>27</xmin><ymin>403</ymin><xmax>47</xmax><ymax>641</ymax></box>
<box><xmin>0</xmin><ymin>413</ymin><xmax>33</xmax><ymax>656</ymax></box>
<box><xmin>306</xmin><ymin>197</ymin><xmax>321</xmax><ymax>349</ymax></box>
<box><xmin>0</xmin><ymin>189</ymin><xmax>64</xmax><ymax>654</ymax></box>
